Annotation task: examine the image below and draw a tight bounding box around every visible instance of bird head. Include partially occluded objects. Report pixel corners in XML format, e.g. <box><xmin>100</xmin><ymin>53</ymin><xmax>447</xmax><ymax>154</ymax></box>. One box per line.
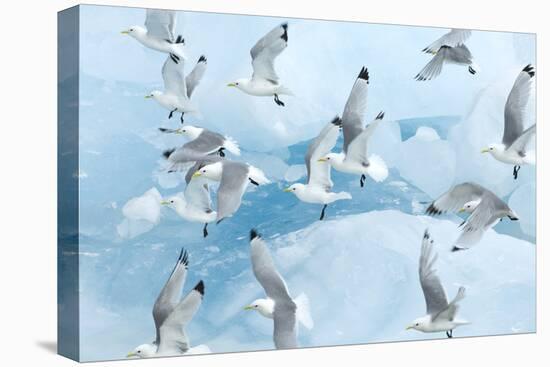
<box><xmin>481</xmin><ymin>143</ymin><xmax>503</xmax><ymax>156</ymax></box>
<box><xmin>283</xmin><ymin>183</ymin><xmax>304</xmax><ymax>195</ymax></box>
<box><xmin>145</xmin><ymin>90</ymin><xmax>162</xmax><ymax>100</ymax></box>
<box><xmin>126</xmin><ymin>343</ymin><xmax>156</xmax><ymax>358</ymax></box>
<box><xmin>227</xmin><ymin>79</ymin><xmax>248</xmax><ymax>90</ymax></box>
<box><xmin>192</xmin><ymin>162</ymin><xmax>223</xmax><ymax>181</ymax></box>
<box><xmin>406</xmin><ymin>316</ymin><xmax>430</xmax><ymax>332</ymax></box>
<box><xmin>459</xmin><ymin>198</ymin><xmax>482</xmax><ymax>213</ymax></box>
<box><xmin>318</xmin><ymin>153</ymin><xmax>340</xmax><ymax>166</ymax></box>
<box><xmin>244</xmin><ymin>298</ymin><xmax>275</xmax><ymax>318</ymax></box>
<box><xmin>121</xmin><ymin>26</ymin><xmax>146</xmax><ymax>38</ymax></box>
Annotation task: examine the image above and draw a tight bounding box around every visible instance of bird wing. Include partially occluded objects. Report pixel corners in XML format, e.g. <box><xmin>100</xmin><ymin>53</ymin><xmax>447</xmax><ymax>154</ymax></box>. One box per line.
<box><xmin>185</xmin><ymin>56</ymin><xmax>207</xmax><ymax>98</ymax></box>
<box><xmin>250</xmin><ymin>23</ymin><xmax>288</xmax><ymax>83</ymax></box>
<box><xmin>162</xmin><ymin>55</ymin><xmax>187</xmax><ymax>97</ymax></box>
<box><xmin>446</xmin><ymin>44</ymin><xmax>473</xmax><ymax>64</ymax></box>
<box><xmin>156</xmin><ymin>281</ymin><xmax>204</xmax><ymax>356</ymax></box>
<box><xmin>216</xmin><ymin>161</ymin><xmax>250</xmax><ymax>221</ymax></box>
<box><xmin>166</xmin><ymin>131</ymin><xmax>226</xmax><ymax>170</ymax></box>
<box><xmin>345</xmin><ymin>112</ymin><xmax>385</xmax><ymax>165</ymax></box>
<box><xmin>249</xmin><ymin>231</ymin><xmax>297</xmax><ymax>349</ymax></box>
<box><xmin>419</xmin><ymin>230</ymin><xmax>449</xmax><ymax>317</ymax></box>
<box><xmin>184</xmin><ymin>175</ymin><xmax>213</xmax><ymax>213</ymax></box>
<box><xmin>509</xmin><ymin>124</ymin><xmax>536</xmax><ymax>155</ymax></box>
<box><xmin>426</xmin><ymin>182</ymin><xmax>486</xmax><ymax>215</ymax></box>
<box><xmin>305</xmin><ymin>117</ymin><xmax>342</xmax><ymax>190</ymax></box>
<box><xmin>414</xmin><ymin>47</ymin><xmax>450</xmax><ymax>81</ymax></box>
<box><xmin>460</xmin><ymin>190</ymin><xmax>510</xmax><ymax>234</ymax></box>
<box><xmin>422</xmin><ymin>29</ymin><xmax>471</xmax><ymax>54</ymax></box>
<box><xmin>145</xmin><ymin>9</ymin><xmax>177</xmax><ymax>42</ymax></box>
<box><xmin>342</xmin><ymin>67</ymin><xmax>369</xmax><ymax>153</ymax></box>
<box><xmin>152</xmin><ymin>249</ymin><xmax>188</xmax><ymax>345</ymax></box>
<box><xmin>503</xmin><ymin>64</ymin><xmax>535</xmax><ymax>148</ymax></box>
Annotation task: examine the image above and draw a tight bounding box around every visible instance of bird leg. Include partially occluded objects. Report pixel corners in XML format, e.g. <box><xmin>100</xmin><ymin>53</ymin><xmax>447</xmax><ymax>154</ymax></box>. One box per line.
<box><xmin>249</xmin><ymin>178</ymin><xmax>260</xmax><ymax>186</ymax></box>
<box><xmin>319</xmin><ymin>204</ymin><xmax>328</xmax><ymax>221</ymax></box>
<box><xmin>468</xmin><ymin>66</ymin><xmax>476</xmax><ymax>75</ymax></box>
<box><xmin>273</xmin><ymin>94</ymin><xmax>285</xmax><ymax>107</ymax></box>
<box><xmin>513</xmin><ymin>165</ymin><xmax>521</xmax><ymax>180</ymax></box>
<box><xmin>203</xmin><ymin>223</ymin><xmax>208</xmax><ymax>238</ymax></box>
<box><xmin>180</xmin><ymin>112</ymin><xmax>185</xmax><ymax>124</ymax></box>
<box><xmin>218</xmin><ymin>148</ymin><xmax>226</xmax><ymax>157</ymax></box>
<box><xmin>446</xmin><ymin>330</ymin><xmax>453</xmax><ymax>338</ymax></box>
<box><xmin>360</xmin><ymin>174</ymin><xmax>366</xmax><ymax>188</ymax></box>
<box><xmin>168</xmin><ymin>108</ymin><xmax>177</xmax><ymax>119</ymax></box>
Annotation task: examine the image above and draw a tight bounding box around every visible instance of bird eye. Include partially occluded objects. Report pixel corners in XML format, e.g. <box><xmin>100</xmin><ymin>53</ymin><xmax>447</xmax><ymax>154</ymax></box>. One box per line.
<box><xmin>170</xmin><ymin>200</ymin><xmax>174</xmax><ymax>203</ymax></box>
<box><xmin>236</xmin><ymin>82</ymin><xmax>239</xmax><ymax>85</ymax></box>
<box><xmin>202</xmin><ymin>169</ymin><xmax>206</xmax><ymax>173</ymax></box>
<box><xmin>415</xmin><ymin>323</ymin><xmax>419</xmax><ymax>326</ymax></box>
<box><xmin>137</xmin><ymin>350</ymin><xmax>141</xmax><ymax>354</ymax></box>
<box><xmin>255</xmin><ymin>305</ymin><xmax>258</xmax><ymax>308</ymax></box>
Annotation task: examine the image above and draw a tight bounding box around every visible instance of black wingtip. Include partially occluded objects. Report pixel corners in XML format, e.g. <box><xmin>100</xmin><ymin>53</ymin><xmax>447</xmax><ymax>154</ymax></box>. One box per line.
<box><xmin>163</xmin><ymin>148</ymin><xmax>176</xmax><ymax>159</ymax></box>
<box><xmin>250</xmin><ymin>229</ymin><xmax>260</xmax><ymax>241</ymax></box>
<box><xmin>357</xmin><ymin>66</ymin><xmax>369</xmax><ymax>83</ymax></box>
<box><xmin>158</xmin><ymin>127</ymin><xmax>170</xmax><ymax>133</ymax></box>
<box><xmin>451</xmin><ymin>246</ymin><xmax>467</xmax><ymax>253</ymax></box>
<box><xmin>280</xmin><ymin>23</ymin><xmax>288</xmax><ymax>42</ymax></box>
<box><xmin>375</xmin><ymin>111</ymin><xmax>385</xmax><ymax>120</ymax></box>
<box><xmin>175</xmin><ymin>35</ymin><xmax>185</xmax><ymax>44</ymax></box>
<box><xmin>423</xmin><ymin>229</ymin><xmax>430</xmax><ymax>239</ymax></box>
<box><xmin>425</xmin><ymin>203</ymin><xmax>443</xmax><ymax>216</ymax></box>
<box><xmin>198</xmin><ymin>55</ymin><xmax>207</xmax><ymax>63</ymax></box>
<box><xmin>194</xmin><ymin>280</ymin><xmax>205</xmax><ymax>296</ymax></box>
<box><xmin>330</xmin><ymin>116</ymin><xmax>343</xmax><ymax>126</ymax></box>
<box><xmin>522</xmin><ymin>64</ymin><xmax>535</xmax><ymax>78</ymax></box>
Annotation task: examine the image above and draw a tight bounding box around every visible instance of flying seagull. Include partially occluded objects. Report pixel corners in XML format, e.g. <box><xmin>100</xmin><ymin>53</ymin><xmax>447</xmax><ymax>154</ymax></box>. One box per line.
<box><xmin>406</xmin><ymin>230</ymin><xmax>469</xmax><ymax>338</ymax></box>
<box><xmin>482</xmin><ymin>64</ymin><xmax>536</xmax><ymax>179</ymax></box>
<box><xmin>127</xmin><ymin>249</ymin><xmax>205</xmax><ymax>358</ymax></box>
<box><xmin>318</xmin><ymin>67</ymin><xmax>388</xmax><ymax>187</ymax></box>
<box><xmin>415</xmin><ymin>29</ymin><xmax>478</xmax><ymax>81</ymax></box>
<box><xmin>426</xmin><ymin>182</ymin><xmax>519</xmax><ymax>251</ymax></box>
<box><xmin>284</xmin><ymin>117</ymin><xmax>352</xmax><ymax>220</ymax></box>
<box><xmin>191</xmin><ymin>160</ymin><xmax>270</xmax><ymax>223</ymax></box>
<box><xmin>146</xmin><ymin>55</ymin><xmax>207</xmax><ymax>123</ymax></box>
<box><xmin>162</xmin><ymin>125</ymin><xmax>240</xmax><ymax>172</ymax></box>
<box><xmin>227</xmin><ymin>23</ymin><xmax>292</xmax><ymax>106</ymax></box>
<box><xmin>122</xmin><ymin>9</ymin><xmax>186</xmax><ymax>63</ymax></box>
<box><xmin>244</xmin><ymin>230</ymin><xmax>313</xmax><ymax>349</ymax></box>
<box><xmin>161</xmin><ymin>163</ymin><xmax>217</xmax><ymax>237</ymax></box>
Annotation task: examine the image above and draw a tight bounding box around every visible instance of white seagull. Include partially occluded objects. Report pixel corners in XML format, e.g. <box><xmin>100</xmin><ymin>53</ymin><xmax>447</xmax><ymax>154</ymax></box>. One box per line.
<box><xmin>244</xmin><ymin>230</ymin><xmax>313</xmax><ymax>349</ymax></box>
<box><xmin>122</xmin><ymin>9</ymin><xmax>186</xmax><ymax>63</ymax></box>
<box><xmin>191</xmin><ymin>160</ymin><xmax>270</xmax><ymax>223</ymax></box>
<box><xmin>415</xmin><ymin>29</ymin><xmax>478</xmax><ymax>81</ymax></box>
<box><xmin>407</xmin><ymin>230</ymin><xmax>469</xmax><ymax>338</ymax></box>
<box><xmin>161</xmin><ymin>163</ymin><xmax>217</xmax><ymax>237</ymax></box>
<box><xmin>284</xmin><ymin>117</ymin><xmax>352</xmax><ymax>220</ymax></box>
<box><xmin>146</xmin><ymin>55</ymin><xmax>207</xmax><ymax>123</ymax></box>
<box><xmin>426</xmin><ymin>182</ymin><xmax>519</xmax><ymax>251</ymax></box>
<box><xmin>162</xmin><ymin>125</ymin><xmax>240</xmax><ymax>172</ymax></box>
<box><xmin>127</xmin><ymin>249</ymin><xmax>206</xmax><ymax>358</ymax></box>
<box><xmin>227</xmin><ymin>23</ymin><xmax>292</xmax><ymax>106</ymax></box>
<box><xmin>482</xmin><ymin>64</ymin><xmax>536</xmax><ymax>179</ymax></box>
<box><xmin>318</xmin><ymin>67</ymin><xmax>388</xmax><ymax>188</ymax></box>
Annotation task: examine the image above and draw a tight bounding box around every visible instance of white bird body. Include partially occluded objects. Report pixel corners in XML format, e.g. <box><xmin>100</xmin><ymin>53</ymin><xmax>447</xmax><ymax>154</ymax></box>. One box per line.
<box><xmin>126</xmin><ymin>26</ymin><xmax>186</xmax><ymax>59</ymax></box>
<box><xmin>163</xmin><ymin>195</ymin><xmax>216</xmax><ymax>224</ymax></box>
<box><xmin>248</xmin><ymin>294</ymin><xmax>313</xmax><ymax>330</ymax></box>
<box><xmin>411</xmin><ymin>315</ymin><xmax>470</xmax><ymax>333</ymax></box>
<box><xmin>233</xmin><ymin>78</ymin><xmax>292</xmax><ymax>97</ymax></box>
<box><xmin>151</xmin><ymin>91</ymin><xmax>197</xmax><ymax>114</ymax></box>
<box><xmin>288</xmin><ymin>183</ymin><xmax>351</xmax><ymax>205</ymax></box>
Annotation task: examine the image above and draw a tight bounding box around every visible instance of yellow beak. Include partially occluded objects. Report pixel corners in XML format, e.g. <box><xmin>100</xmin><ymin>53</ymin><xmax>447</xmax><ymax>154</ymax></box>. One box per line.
<box><xmin>458</xmin><ymin>208</ymin><xmax>466</xmax><ymax>213</ymax></box>
<box><xmin>121</xmin><ymin>30</ymin><xmax>129</xmax><ymax>35</ymax></box>
<box><xmin>318</xmin><ymin>158</ymin><xmax>327</xmax><ymax>162</ymax></box>
<box><xmin>406</xmin><ymin>326</ymin><xmax>413</xmax><ymax>330</ymax></box>
<box><xmin>283</xmin><ymin>188</ymin><xmax>292</xmax><ymax>192</ymax></box>
<box><xmin>243</xmin><ymin>305</ymin><xmax>254</xmax><ymax>310</ymax></box>
<box><xmin>160</xmin><ymin>200</ymin><xmax>170</xmax><ymax>205</ymax></box>
<box><xmin>481</xmin><ymin>148</ymin><xmax>489</xmax><ymax>153</ymax></box>
<box><xmin>227</xmin><ymin>83</ymin><xmax>236</xmax><ymax>87</ymax></box>
<box><xmin>192</xmin><ymin>171</ymin><xmax>202</xmax><ymax>178</ymax></box>
<box><xmin>144</xmin><ymin>95</ymin><xmax>152</xmax><ymax>99</ymax></box>
<box><xmin>126</xmin><ymin>352</ymin><xmax>136</xmax><ymax>358</ymax></box>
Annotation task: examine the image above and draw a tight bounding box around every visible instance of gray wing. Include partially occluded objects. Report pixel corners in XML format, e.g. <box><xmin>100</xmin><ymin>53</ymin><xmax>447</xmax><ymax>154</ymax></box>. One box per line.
<box><xmin>250</xmin><ymin>23</ymin><xmax>288</xmax><ymax>83</ymax></box>
<box><xmin>342</xmin><ymin>67</ymin><xmax>369</xmax><ymax>153</ymax></box>
<box><xmin>185</xmin><ymin>56</ymin><xmax>207</xmax><ymax>98</ymax></box>
<box><xmin>162</xmin><ymin>55</ymin><xmax>187</xmax><ymax>97</ymax></box>
<box><xmin>184</xmin><ymin>158</ymin><xmax>222</xmax><ymax>184</ymax></box>
<box><xmin>426</xmin><ymin>182</ymin><xmax>486</xmax><ymax>215</ymax></box>
<box><xmin>422</xmin><ymin>29</ymin><xmax>471</xmax><ymax>54</ymax></box>
<box><xmin>249</xmin><ymin>231</ymin><xmax>297</xmax><ymax>349</ymax></box>
<box><xmin>152</xmin><ymin>249</ymin><xmax>188</xmax><ymax>345</ymax></box>
<box><xmin>145</xmin><ymin>9</ymin><xmax>177</xmax><ymax>42</ymax></box>
<box><xmin>509</xmin><ymin>124</ymin><xmax>536</xmax><ymax>155</ymax></box>
<box><xmin>184</xmin><ymin>176</ymin><xmax>213</xmax><ymax>213</ymax></box>
<box><xmin>415</xmin><ymin>47</ymin><xmax>449</xmax><ymax>81</ymax></box>
<box><xmin>156</xmin><ymin>281</ymin><xmax>204</xmax><ymax>356</ymax></box>
<box><xmin>345</xmin><ymin>112</ymin><xmax>385</xmax><ymax>165</ymax></box>
<box><xmin>216</xmin><ymin>161</ymin><xmax>250</xmax><ymax>221</ymax></box>
<box><xmin>446</xmin><ymin>44</ymin><xmax>473</xmax><ymax>64</ymax></box>
<box><xmin>503</xmin><ymin>64</ymin><xmax>535</xmax><ymax>147</ymax></box>
<box><xmin>305</xmin><ymin>117</ymin><xmax>342</xmax><ymax>190</ymax></box>
<box><xmin>461</xmin><ymin>190</ymin><xmax>511</xmax><ymax>234</ymax></box>
<box><xmin>166</xmin><ymin>131</ymin><xmax>226</xmax><ymax>170</ymax></box>
<box><xmin>419</xmin><ymin>230</ymin><xmax>449</xmax><ymax>317</ymax></box>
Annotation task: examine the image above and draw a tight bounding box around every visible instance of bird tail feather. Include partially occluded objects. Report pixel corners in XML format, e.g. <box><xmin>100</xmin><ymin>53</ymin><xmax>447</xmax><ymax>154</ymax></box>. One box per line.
<box><xmin>367</xmin><ymin>154</ymin><xmax>389</xmax><ymax>182</ymax></box>
<box><xmin>294</xmin><ymin>293</ymin><xmax>314</xmax><ymax>330</ymax></box>
<box><xmin>277</xmin><ymin>85</ymin><xmax>294</xmax><ymax>96</ymax></box>
<box><xmin>248</xmin><ymin>166</ymin><xmax>270</xmax><ymax>185</ymax></box>
<box><xmin>223</xmin><ymin>136</ymin><xmax>241</xmax><ymax>156</ymax></box>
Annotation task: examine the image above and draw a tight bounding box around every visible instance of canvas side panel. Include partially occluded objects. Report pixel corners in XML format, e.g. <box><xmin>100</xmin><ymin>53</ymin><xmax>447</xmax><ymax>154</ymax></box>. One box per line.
<box><xmin>57</xmin><ymin>5</ymin><xmax>80</xmax><ymax>362</ymax></box>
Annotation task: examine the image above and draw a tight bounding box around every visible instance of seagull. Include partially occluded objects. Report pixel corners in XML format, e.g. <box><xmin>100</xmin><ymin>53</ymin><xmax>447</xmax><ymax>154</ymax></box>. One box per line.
<box><xmin>227</xmin><ymin>23</ymin><xmax>292</xmax><ymax>106</ymax></box>
<box><xmin>318</xmin><ymin>67</ymin><xmax>388</xmax><ymax>188</ymax></box>
<box><xmin>162</xmin><ymin>125</ymin><xmax>240</xmax><ymax>172</ymax></box>
<box><xmin>415</xmin><ymin>29</ymin><xmax>478</xmax><ymax>81</ymax></box>
<box><xmin>284</xmin><ymin>117</ymin><xmax>352</xmax><ymax>220</ymax></box>
<box><xmin>122</xmin><ymin>9</ymin><xmax>186</xmax><ymax>63</ymax></box>
<box><xmin>146</xmin><ymin>55</ymin><xmax>207</xmax><ymax>123</ymax></box>
<box><xmin>406</xmin><ymin>230</ymin><xmax>469</xmax><ymax>338</ymax></box>
<box><xmin>244</xmin><ymin>230</ymin><xmax>313</xmax><ymax>349</ymax></box>
<box><xmin>482</xmin><ymin>64</ymin><xmax>536</xmax><ymax>179</ymax></box>
<box><xmin>161</xmin><ymin>163</ymin><xmax>217</xmax><ymax>237</ymax></box>
<box><xmin>426</xmin><ymin>182</ymin><xmax>519</xmax><ymax>251</ymax></box>
<box><xmin>191</xmin><ymin>160</ymin><xmax>270</xmax><ymax>223</ymax></box>
<box><xmin>127</xmin><ymin>249</ymin><xmax>205</xmax><ymax>358</ymax></box>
